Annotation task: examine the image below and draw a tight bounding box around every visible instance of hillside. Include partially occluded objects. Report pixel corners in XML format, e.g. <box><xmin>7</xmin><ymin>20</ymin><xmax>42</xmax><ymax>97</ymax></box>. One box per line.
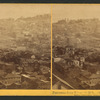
<box><xmin>53</xmin><ymin>18</ymin><xmax>100</xmax><ymax>50</ymax></box>
<box><xmin>0</xmin><ymin>14</ymin><xmax>51</xmax><ymax>54</ymax></box>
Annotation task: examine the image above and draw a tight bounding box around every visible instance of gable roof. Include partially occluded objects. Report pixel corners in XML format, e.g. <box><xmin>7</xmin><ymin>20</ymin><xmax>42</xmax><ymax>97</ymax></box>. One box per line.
<box><xmin>89</xmin><ymin>74</ymin><xmax>100</xmax><ymax>79</ymax></box>
<box><xmin>81</xmin><ymin>70</ymin><xmax>91</xmax><ymax>77</ymax></box>
<box><xmin>5</xmin><ymin>73</ymin><xmax>21</xmax><ymax>78</ymax></box>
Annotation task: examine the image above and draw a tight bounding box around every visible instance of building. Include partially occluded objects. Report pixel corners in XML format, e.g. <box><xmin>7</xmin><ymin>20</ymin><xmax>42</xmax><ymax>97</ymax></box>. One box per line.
<box><xmin>7</xmin><ymin>83</ymin><xmax>21</xmax><ymax>89</ymax></box>
<box><xmin>40</xmin><ymin>66</ymin><xmax>50</xmax><ymax>75</ymax></box>
<box><xmin>0</xmin><ymin>61</ymin><xmax>15</xmax><ymax>72</ymax></box>
<box><xmin>37</xmin><ymin>81</ymin><xmax>50</xmax><ymax>89</ymax></box>
<box><xmin>79</xmin><ymin>70</ymin><xmax>100</xmax><ymax>88</ymax></box>
<box><xmin>88</xmin><ymin>74</ymin><xmax>100</xmax><ymax>87</ymax></box>
<box><xmin>0</xmin><ymin>82</ymin><xmax>6</xmax><ymax>89</ymax></box>
<box><xmin>21</xmin><ymin>81</ymin><xmax>29</xmax><ymax>89</ymax></box>
<box><xmin>52</xmin><ymin>81</ymin><xmax>67</xmax><ymax>90</ymax></box>
<box><xmin>36</xmin><ymin>75</ymin><xmax>47</xmax><ymax>81</ymax></box>
<box><xmin>79</xmin><ymin>56</ymin><xmax>85</xmax><ymax>67</ymax></box>
<box><xmin>72</xmin><ymin>60</ymin><xmax>80</xmax><ymax>67</ymax></box>
<box><xmin>74</xmin><ymin>55</ymin><xmax>79</xmax><ymax>60</ymax></box>
<box><xmin>67</xmin><ymin>59</ymin><xmax>80</xmax><ymax>67</ymax></box>
<box><xmin>1</xmin><ymin>73</ymin><xmax>21</xmax><ymax>86</ymax></box>
<box><xmin>0</xmin><ymin>70</ymin><xmax>6</xmax><ymax>76</ymax></box>
<box><xmin>65</xmin><ymin>46</ymin><xmax>75</xmax><ymax>56</ymax></box>
<box><xmin>54</xmin><ymin>57</ymin><xmax>62</xmax><ymax>63</ymax></box>
<box><xmin>79</xmin><ymin>56</ymin><xmax>85</xmax><ymax>62</ymax></box>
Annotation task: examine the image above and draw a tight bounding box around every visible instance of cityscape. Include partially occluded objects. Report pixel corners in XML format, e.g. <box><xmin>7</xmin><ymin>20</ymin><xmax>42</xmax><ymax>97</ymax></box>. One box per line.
<box><xmin>0</xmin><ymin>4</ymin><xmax>100</xmax><ymax>90</ymax></box>
<box><xmin>0</xmin><ymin>5</ymin><xmax>51</xmax><ymax>89</ymax></box>
<box><xmin>52</xmin><ymin>5</ymin><xmax>100</xmax><ymax>89</ymax></box>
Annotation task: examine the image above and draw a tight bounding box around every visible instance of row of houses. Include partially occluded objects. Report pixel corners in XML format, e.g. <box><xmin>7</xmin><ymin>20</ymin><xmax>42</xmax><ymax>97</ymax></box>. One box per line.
<box><xmin>0</xmin><ymin>73</ymin><xmax>21</xmax><ymax>88</ymax></box>
<box><xmin>76</xmin><ymin>70</ymin><xmax>100</xmax><ymax>88</ymax></box>
<box><xmin>0</xmin><ymin>55</ymin><xmax>50</xmax><ymax>89</ymax></box>
<box><xmin>0</xmin><ymin>69</ymin><xmax>50</xmax><ymax>89</ymax></box>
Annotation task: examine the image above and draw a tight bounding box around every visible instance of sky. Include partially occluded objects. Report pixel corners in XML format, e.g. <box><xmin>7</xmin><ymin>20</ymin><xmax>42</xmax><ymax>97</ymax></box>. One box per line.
<box><xmin>0</xmin><ymin>4</ymin><xmax>51</xmax><ymax>19</ymax></box>
<box><xmin>52</xmin><ymin>4</ymin><xmax>100</xmax><ymax>22</ymax></box>
<box><xmin>1</xmin><ymin>4</ymin><xmax>100</xmax><ymax>22</ymax></box>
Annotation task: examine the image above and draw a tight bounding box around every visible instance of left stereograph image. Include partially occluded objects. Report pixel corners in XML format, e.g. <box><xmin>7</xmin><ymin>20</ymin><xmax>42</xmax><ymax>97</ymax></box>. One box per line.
<box><xmin>0</xmin><ymin>4</ymin><xmax>51</xmax><ymax>89</ymax></box>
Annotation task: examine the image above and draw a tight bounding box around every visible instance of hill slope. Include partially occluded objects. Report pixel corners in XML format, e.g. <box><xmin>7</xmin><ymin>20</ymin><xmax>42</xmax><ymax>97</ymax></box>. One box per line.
<box><xmin>0</xmin><ymin>14</ymin><xmax>51</xmax><ymax>54</ymax></box>
<box><xmin>53</xmin><ymin>18</ymin><xmax>100</xmax><ymax>50</ymax></box>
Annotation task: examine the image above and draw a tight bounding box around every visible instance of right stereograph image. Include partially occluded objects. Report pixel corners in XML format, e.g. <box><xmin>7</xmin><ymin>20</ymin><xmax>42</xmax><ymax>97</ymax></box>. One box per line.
<box><xmin>52</xmin><ymin>5</ymin><xmax>100</xmax><ymax>89</ymax></box>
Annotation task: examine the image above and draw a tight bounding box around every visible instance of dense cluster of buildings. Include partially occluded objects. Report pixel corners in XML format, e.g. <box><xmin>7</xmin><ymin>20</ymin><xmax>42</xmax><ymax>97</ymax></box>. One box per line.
<box><xmin>53</xmin><ymin>46</ymin><xmax>86</xmax><ymax>69</ymax></box>
<box><xmin>0</xmin><ymin>51</ymin><xmax>50</xmax><ymax>89</ymax></box>
<box><xmin>53</xmin><ymin>45</ymin><xmax>100</xmax><ymax>89</ymax></box>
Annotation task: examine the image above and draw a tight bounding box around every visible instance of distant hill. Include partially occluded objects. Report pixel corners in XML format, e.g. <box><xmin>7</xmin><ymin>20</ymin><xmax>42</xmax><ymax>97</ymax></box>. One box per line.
<box><xmin>0</xmin><ymin>14</ymin><xmax>51</xmax><ymax>54</ymax></box>
<box><xmin>53</xmin><ymin>18</ymin><xmax>100</xmax><ymax>50</ymax></box>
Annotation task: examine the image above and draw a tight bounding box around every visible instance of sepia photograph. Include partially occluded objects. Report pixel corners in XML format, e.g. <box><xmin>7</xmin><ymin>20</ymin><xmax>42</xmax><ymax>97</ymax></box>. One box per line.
<box><xmin>52</xmin><ymin>5</ymin><xmax>100</xmax><ymax>89</ymax></box>
<box><xmin>0</xmin><ymin>4</ymin><xmax>51</xmax><ymax>89</ymax></box>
